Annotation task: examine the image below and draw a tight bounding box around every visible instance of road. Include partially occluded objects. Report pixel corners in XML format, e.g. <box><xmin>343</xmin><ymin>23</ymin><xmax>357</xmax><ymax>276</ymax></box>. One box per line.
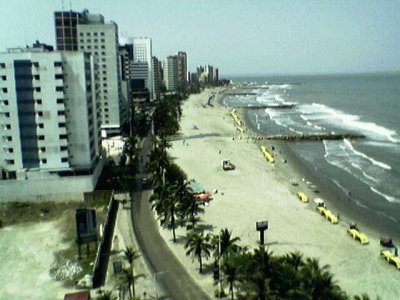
<box><xmin>131</xmin><ymin>135</ymin><xmax>211</xmax><ymax>300</ymax></box>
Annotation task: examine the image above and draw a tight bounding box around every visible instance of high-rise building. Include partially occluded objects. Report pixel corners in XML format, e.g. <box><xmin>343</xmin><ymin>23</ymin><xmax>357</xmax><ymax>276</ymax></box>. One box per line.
<box><xmin>164</xmin><ymin>56</ymin><xmax>178</xmax><ymax>91</ymax></box>
<box><xmin>54</xmin><ymin>10</ymin><xmax>88</xmax><ymax>51</ymax></box>
<box><xmin>132</xmin><ymin>37</ymin><xmax>153</xmax><ymax>99</ymax></box>
<box><xmin>152</xmin><ymin>56</ymin><xmax>161</xmax><ymax>100</ymax></box>
<box><xmin>0</xmin><ymin>44</ymin><xmax>104</xmax><ymax>200</ymax></box>
<box><xmin>54</xmin><ymin>10</ymin><xmax>127</xmax><ymax>135</ymax></box>
<box><xmin>176</xmin><ymin>51</ymin><xmax>187</xmax><ymax>85</ymax></box>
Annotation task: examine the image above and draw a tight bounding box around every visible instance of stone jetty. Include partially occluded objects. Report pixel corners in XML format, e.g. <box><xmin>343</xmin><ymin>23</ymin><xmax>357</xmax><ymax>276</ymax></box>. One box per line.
<box><xmin>265</xmin><ymin>133</ymin><xmax>365</xmax><ymax>141</ymax></box>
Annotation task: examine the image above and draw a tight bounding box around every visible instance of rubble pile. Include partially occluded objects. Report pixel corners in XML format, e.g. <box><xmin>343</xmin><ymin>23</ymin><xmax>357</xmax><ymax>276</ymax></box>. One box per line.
<box><xmin>50</xmin><ymin>260</ymin><xmax>82</xmax><ymax>281</ymax></box>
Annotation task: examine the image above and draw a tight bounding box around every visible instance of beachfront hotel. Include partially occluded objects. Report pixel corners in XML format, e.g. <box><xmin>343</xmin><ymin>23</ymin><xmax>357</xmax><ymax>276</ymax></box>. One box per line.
<box><xmin>0</xmin><ymin>42</ymin><xmax>105</xmax><ymax>201</ymax></box>
<box><xmin>54</xmin><ymin>10</ymin><xmax>128</xmax><ymax>136</ymax></box>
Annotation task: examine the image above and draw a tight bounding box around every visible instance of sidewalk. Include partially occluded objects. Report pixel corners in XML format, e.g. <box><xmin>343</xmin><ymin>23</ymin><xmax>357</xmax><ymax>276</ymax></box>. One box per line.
<box><xmin>103</xmin><ymin>194</ymin><xmax>159</xmax><ymax>299</ymax></box>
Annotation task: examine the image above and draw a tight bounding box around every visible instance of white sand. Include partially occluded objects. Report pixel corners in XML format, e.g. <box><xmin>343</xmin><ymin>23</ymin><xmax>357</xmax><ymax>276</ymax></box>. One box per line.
<box><xmin>158</xmin><ymin>88</ymin><xmax>400</xmax><ymax>299</ymax></box>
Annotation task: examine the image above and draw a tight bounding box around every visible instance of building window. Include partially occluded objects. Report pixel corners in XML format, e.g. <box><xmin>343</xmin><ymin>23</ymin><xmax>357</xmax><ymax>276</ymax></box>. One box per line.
<box><xmin>5</xmin><ymin>159</ymin><xmax>15</xmax><ymax>165</ymax></box>
<box><xmin>4</xmin><ymin>124</ymin><xmax>11</xmax><ymax>130</ymax></box>
<box><xmin>55</xmin><ymin>86</ymin><xmax>63</xmax><ymax>92</ymax></box>
<box><xmin>4</xmin><ymin>148</ymin><xmax>13</xmax><ymax>153</ymax></box>
<box><xmin>56</xmin><ymin>98</ymin><xmax>64</xmax><ymax>104</ymax></box>
<box><xmin>0</xmin><ymin>63</ymin><xmax>5</xmax><ymax>68</ymax></box>
<box><xmin>38</xmin><ymin>123</ymin><xmax>44</xmax><ymax>129</ymax></box>
<box><xmin>100</xmin><ymin>32</ymin><xmax>105</xmax><ymax>36</ymax></box>
<box><xmin>34</xmin><ymin>75</ymin><xmax>40</xmax><ymax>80</ymax></box>
<box><xmin>36</xmin><ymin>99</ymin><xmax>42</xmax><ymax>105</ymax></box>
<box><xmin>58</xmin><ymin>122</ymin><xmax>66</xmax><ymax>128</ymax></box>
<box><xmin>61</xmin><ymin>157</ymin><xmax>68</xmax><ymax>163</ymax></box>
<box><xmin>79</xmin><ymin>33</ymin><xmax>84</xmax><ymax>36</ymax></box>
<box><xmin>54</xmin><ymin>62</ymin><xmax>62</xmax><ymax>67</ymax></box>
<box><xmin>101</xmin><ymin>39</ymin><xmax>105</xmax><ymax>42</ymax></box>
<box><xmin>1</xmin><ymin>75</ymin><xmax>6</xmax><ymax>80</ymax></box>
<box><xmin>3</xmin><ymin>136</ymin><xmax>12</xmax><ymax>142</ymax></box>
<box><xmin>40</xmin><ymin>147</ymin><xmax>46</xmax><ymax>152</ymax></box>
<box><xmin>35</xmin><ymin>87</ymin><xmax>41</xmax><ymax>92</ymax></box>
<box><xmin>87</xmin><ymin>39</ymin><xmax>91</xmax><ymax>43</ymax></box>
<box><xmin>32</xmin><ymin>62</ymin><xmax>39</xmax><ymax>68</ymax></box>
<box><xmin>38</xmin><ymin>135</ymin><xmax>45</xmax><ymax>140</ymax></box>
<box><xmin>57</xmin><ymin>110</ymin><xmax>65</xmax><ymax>116</ymax></box>
<box><xmin>59</xmin><ymin>134</ymin><xmax>67</xmax><ymax>139</ymax></box>
<box><xmin>2</xmin><ymin>100</ymin><xmax>9</xmax><ymax>106</ymax></box>
<box><xmin>101</xmin><ymin>45</ymin><xmax>105</xmax><ymax>49</ymax></box>
<box><xmin>86</xmin><ymin>32</ymin><xmax>91</xmax><ymax>36</ymax></box>
<box><xmin>41</xmin><ymin>159</ymin><xmax>47</xmax><ymax>164</ymax></box>
<box><xmin>37</xmin><ymin>111</ymin><xmax>43</xmax><ymax>117</ymax></box>
<box><xmin>2</xmin><ymin>88</ymin><xmax>8</xmax><ymax>93</ymax></box>
<box><xmin>94</xmin><ymin>32</ymin><xmax>98</xmax><ymax>36</ymax></box>
<box><xmin>60</xmin><ymin>146</ymin><xmax>68</xmax><ymax>151</ymax></box>
<box><xmin>55</xmin><ymin>74</ymin><xmax>63</xmax><ymax>80</ymax></box>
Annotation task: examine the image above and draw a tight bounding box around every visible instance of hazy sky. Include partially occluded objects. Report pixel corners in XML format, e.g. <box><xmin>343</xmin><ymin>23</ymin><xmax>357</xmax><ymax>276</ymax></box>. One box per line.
<box><xmin>1</xmin><ymin>0</ymin><xmax>399</xmax><ymax>75</ymax></box>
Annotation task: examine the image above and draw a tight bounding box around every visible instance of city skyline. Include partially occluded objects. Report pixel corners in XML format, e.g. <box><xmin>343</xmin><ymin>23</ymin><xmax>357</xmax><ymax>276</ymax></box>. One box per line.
<box><xmin>1</xmin><ymin>0</ymin><xmax>399</xmax><ymax>75</ymax></box>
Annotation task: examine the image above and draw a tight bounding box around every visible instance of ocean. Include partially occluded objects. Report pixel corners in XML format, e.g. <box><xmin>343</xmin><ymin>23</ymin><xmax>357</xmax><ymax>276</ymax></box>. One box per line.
<box><xmin>223</xmin><ymin>73</ymin><xmax>400</xmax><ymax>239</ymax></box>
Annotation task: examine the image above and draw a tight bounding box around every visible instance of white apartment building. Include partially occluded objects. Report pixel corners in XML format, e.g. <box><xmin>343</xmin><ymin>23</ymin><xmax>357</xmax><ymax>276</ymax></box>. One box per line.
<box><xmin>132</xmin><ymin>37</ymin><xmax>153</xmax><ymax>99</ymax></box>
<box><xmin>0</xmin><ymin>45</ymin><xmax>104</xmax><ymax>201</ymax></box>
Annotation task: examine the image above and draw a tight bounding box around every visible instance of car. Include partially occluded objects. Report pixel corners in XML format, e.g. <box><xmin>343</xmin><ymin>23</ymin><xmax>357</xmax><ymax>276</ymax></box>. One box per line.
<box><xmin>380</xmin><ymin>250</ymin><xmax>400</xmax><ymax>270</ymax></box>
<box><xmin>297</xmin><ymin>192</ymin><xmax>308</xmax><ymax>203</ymax></box>
<box><xmin>347</xmin><ymin>224</ymin><xmax>369</xmax><ymax>245</ymax></box>
<box><xmin>316</xmin><ymin>206</ymin><xmax>338</xmax><ymax>224</ymax></box>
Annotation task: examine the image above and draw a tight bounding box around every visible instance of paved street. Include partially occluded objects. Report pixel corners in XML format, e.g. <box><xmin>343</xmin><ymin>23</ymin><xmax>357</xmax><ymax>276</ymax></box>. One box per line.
<box><xmin>130</xmin><ymin>136</ymin><xmax>211</xmax><ymax>300</ymax></box>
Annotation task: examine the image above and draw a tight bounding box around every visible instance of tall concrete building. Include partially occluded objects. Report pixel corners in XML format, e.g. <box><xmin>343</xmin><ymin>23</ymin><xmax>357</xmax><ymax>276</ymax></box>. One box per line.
<box><xmin>132</xmin><ymin>37</ymin><xmax>153</xmax><ymax>99</ymax></box>
<box><xmin>164</xmin><ymin>56</ymin><xmax>178</xmax><ymax>91</ymax></box>
<box><xmin>176</xmin><ymin>51</ymin><xmax>188</xmax><ymax>85</ymax></box>
<box><xmin>152</xmin><ymin>56</ymin><xmax>161</xmax><ymax>100</ymax></box>
<box><xmin>54</xmin><ymin>10</ymin><xmax>127</xmax><ymax>135</ymax></box>
<box><xmin>0</xmin><ymin>44</ymin><xmax>104</xmax><ymax>200</ymax></box>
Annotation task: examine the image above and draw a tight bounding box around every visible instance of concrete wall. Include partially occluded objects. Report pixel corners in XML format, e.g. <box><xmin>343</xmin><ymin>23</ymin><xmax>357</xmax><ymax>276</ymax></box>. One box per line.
<box><xmin>0</xmin><ymin>155</ymin><xmax>105</xmax><ymax>202</ymax></box>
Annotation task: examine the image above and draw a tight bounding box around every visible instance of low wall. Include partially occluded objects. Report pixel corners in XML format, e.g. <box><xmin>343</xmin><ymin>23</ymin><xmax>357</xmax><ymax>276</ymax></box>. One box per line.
<box><xmin>92</xmin><ymin>192</ymin><xmax>119</xmax><ymax>288</ymax></box>
<box><xmin>0</xmin><ymin>157</ymin><xmax>105</xmax><ymax>202</ymax></box>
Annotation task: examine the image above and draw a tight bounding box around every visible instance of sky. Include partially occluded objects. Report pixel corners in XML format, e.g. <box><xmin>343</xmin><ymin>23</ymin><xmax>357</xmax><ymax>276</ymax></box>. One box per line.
<box><xmin>1</xmin><ymin>0</ymin><xmax>399</xmax><ymax>76</ymax></box>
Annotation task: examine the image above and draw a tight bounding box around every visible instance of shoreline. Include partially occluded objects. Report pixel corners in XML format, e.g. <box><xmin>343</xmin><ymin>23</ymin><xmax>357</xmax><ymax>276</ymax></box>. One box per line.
<box><xmin>236</xmin><ymin>99</ymin><xmax>400</xmax><ymax>242</ymax></box>
<box><xmin>162</xmin><ymin>87</ymin><xmax>400</xmax><ymax>299</ymax></box>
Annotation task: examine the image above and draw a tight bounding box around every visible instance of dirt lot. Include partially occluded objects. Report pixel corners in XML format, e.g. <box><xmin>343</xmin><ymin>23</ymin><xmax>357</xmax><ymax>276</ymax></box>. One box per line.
<box><xmin>0</xmin><ymin>192</ymin><xmax>111</xmax><ymax>300</ymax></box>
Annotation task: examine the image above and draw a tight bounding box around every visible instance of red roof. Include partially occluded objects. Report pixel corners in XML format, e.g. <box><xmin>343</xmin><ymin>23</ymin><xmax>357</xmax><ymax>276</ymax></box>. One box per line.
<box><xmin>63</xmin><ymin>290</ymin><xmax>90</xmax><ymax>300</ymax></box>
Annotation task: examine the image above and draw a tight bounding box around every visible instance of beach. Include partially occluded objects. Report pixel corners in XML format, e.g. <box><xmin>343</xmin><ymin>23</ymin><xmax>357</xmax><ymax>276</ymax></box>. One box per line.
<box><xmin>160</xmin><ymin>87</ymin><xmax>400</xmax><ymax>299</ymax></box>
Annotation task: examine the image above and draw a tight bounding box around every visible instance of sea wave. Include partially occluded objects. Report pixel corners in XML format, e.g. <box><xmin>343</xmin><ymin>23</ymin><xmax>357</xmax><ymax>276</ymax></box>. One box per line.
<box><xmin>299</xmin><ymin>103</ymin><xmax>399</xmax><ymax>143</ymax></box>
<box><xmin>371</xmin><ymin>187</ymin><xmax>400</xmax><ymax>204</ymax></box>
<box><xmin>343</xmin><ymin>139</ymin><xmax>391</xmax><ymax>170</ymax></box>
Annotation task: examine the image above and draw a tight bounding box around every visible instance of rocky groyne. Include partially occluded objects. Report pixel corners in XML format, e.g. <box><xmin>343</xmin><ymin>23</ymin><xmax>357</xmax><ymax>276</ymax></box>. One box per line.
<box><xmin>265</xmin><ymin>133</ymin><xmax>366</xmax><ymax>141</ymax></box>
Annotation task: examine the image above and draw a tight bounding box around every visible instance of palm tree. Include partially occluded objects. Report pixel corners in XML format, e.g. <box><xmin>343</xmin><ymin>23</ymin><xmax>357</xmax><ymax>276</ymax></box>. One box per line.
<box><xmin>122</xmin><ymin>247</ymin><xmax>140</xmax><ymax>268</ymax></box>
<box><xmin>221</xmin><ymin>253</ymin><xmax>243</xmax><ymax>300</ymax></box>
<box><xmin>239</xmin><ymin>247</ymin><xmax>276</xmax><ymax>300</ymax></box>
<box><xmin>213</xmin><ymin>228</ymin><xmax>241</xmax><ymax>261</ymax></box>
<box><xmin>151</xmin><ymin>182</ymin><xmax>180</xmax><ymax>242</ymax></box>
<box><xmin>117</xmin><ymin>267</ymin><xmax>145</xmax><ymax>299</ymax></box>
<box><xmin>185</xmin><ymin>231</ymin><xmax>212</xmax><ymax>273</ymax></box>
<box><xmin>172</xmin><ymin>178</ymin><xmax>204</xmax><ymax>229</ymax></box>
<box><xmin>301</xmin><ymin>257</ymin><xmax>346</xmax><ymax>300</ymax></box>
